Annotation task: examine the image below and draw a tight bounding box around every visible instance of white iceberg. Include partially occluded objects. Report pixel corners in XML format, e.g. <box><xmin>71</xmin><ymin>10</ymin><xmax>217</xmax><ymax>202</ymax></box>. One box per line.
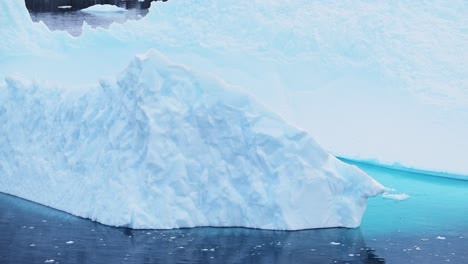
<box><xmin>81</xmin><ymin>4</ymin><xmax>127</xmax><ymax>13</ymax></box>
<box><xmin>0</xmin><ymin>49</ymin><xmax>384</xmax><ymax>230</ymax></box>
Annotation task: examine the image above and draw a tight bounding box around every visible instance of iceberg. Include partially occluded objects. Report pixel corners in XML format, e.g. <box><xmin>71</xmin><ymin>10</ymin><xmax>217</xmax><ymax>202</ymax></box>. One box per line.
<box><xmin>0</xmin><ymin>49</ymin><xmax>383</xmax><ymax>229</ymax></box>
<box><xmin>81</xmin><ymin>4</ymin><xmax>128</xmax><ymax>13</ymax></box>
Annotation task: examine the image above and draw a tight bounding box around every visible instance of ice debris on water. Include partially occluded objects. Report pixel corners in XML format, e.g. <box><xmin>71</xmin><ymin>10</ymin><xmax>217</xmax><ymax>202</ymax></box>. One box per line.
<box><xmin>381</xmin><ymin>188</ymin><xmax>410</xmax><ymax>201</ymax></box>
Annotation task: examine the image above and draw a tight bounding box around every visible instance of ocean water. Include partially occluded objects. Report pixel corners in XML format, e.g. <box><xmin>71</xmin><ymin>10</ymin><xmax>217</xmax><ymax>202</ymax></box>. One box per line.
<box><xmin>0</xmin><ymin>161</ymin><xmax>466</xmax><ymax>263</ymax></box>
<box><xmin>29</xmin><ymin>9</ymin><xmax>149</xmax><ymax>37</ymax></box>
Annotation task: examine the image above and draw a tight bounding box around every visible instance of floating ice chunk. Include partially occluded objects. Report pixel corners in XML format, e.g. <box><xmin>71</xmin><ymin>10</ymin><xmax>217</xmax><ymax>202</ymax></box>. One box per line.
<box><xmin>381</xmin><ymin>188</ymin><xmax>410</xmax><ymax>201</ymax></box>
<box><xmin>330</xmin><ymin>242</ymin><xmax>341</xmax><ymax>246</ymax></box>
<box><xmin>382</xmin><ymin>193</ymin><xmax>410</xmax><ymax>201</ymax></box>
<box><xmin>44</xmin><ymin>260</ymin><xmax>55</xmax><ymax>263</ymax></box>
<box><xmin>81</xmin><ymin>4</ymin><xmax>127</xmax><ymax>13</ymax></box>
<box><xmin>437</xmin><ymin>236</ymin><xmax>446</xmax><ymax>240</ymax></box>
<box><xmin>65</xmin><ymin>241</ymin><xmax>74</xmax><ymax>244</ymax></box>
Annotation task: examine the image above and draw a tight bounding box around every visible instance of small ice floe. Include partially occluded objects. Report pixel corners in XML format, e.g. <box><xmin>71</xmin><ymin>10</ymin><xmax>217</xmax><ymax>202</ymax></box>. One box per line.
<box><xmin>210</xmin><ymin>248</ymin><xmax>215</xmax><ymax>252</ymax></box>
<box><xmin>330</xmin><ymin>242</ymin><xmax>340</xmax><ymax>246</ymax></box>
<box><xmin>169</xmin><ymin>236</ymin><xmax>176</xmax><ymax>239</ymax></box>
<box><xmin>29</xmin><ymin>244</ymin><xmax>36</xmax><ymax>247</ymax></box>
<box><xmin>421</xmin><ymin>238</ymin><xmax>429</xmax><ymax>241</ymax></box>
<box><xmin>415</xmin><ymin>246</ymin><xmax>421</xmax><ymax>251</ymax></box>
<box><xmin>437</xmin><ymin>236</ymin><xmax>446</xmax><ymax>240</ymax></box>
<box><xmin>381</xmin><ymin>189</ymin><xmax>410</xmax><ymax>201</ymax></box>
<box><xmin>42</xmin><ymin>220</ymin><xmax>47</xmax><ymax>223</ymax></box>
<box><xmin>202</xmin><ymin>249</ymin><xmax>209</xmax><ymax>251</ymax></box>
<box><xmin>349</xmin><ymin>254</ymin><xmax>355</xmax><ymax>257</ymax></box>
<box><xmin>44</xmin><ymin>259</ymin><xmax>55</xmax><ymax>263</ymax></box>
<box><xmin>66</xmin><ymin>241</ymin><xmax>74</xmax><ymax>244</ymax></box>
<box><xmin>81</xmin><ymin>4</ymin><xmax>127</xmax><ymax>13</ymax></box>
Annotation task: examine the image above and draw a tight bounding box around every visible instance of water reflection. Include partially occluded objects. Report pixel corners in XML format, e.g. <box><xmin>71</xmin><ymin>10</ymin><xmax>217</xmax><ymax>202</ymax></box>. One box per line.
<box><xmin>0</xmin><ymin>192</ymin><xmax>384</xmax><ymax>263</ymax></box>
<box><xmin>29</xmin><ymin>9</ymin><xmax>148</xmax><ymax>37</ymax></box>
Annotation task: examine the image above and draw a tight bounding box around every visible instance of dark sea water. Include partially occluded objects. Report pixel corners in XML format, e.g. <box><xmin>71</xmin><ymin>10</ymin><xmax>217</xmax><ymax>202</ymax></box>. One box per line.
<box><xmin>29</xmin><ymin>9</ymin><xmax>149</xmax><ymax>37</ymax></box>
<box><xmin>1</xmin><ymin>161</ymin><xmax>467</xmax><ymax>263</ymax></box>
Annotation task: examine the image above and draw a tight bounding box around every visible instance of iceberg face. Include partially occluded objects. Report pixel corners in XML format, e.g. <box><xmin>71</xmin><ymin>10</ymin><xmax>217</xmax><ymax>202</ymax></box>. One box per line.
<box><xmin>0</xmin><ymin>50</ymin><xmax>383</xmax><ymax>230</ymax></box>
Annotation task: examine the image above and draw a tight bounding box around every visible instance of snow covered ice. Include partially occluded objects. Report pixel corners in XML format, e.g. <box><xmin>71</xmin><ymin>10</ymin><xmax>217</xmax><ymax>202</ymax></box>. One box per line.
<box><xmin>81</xmin><ymin>4</ymin><xmax>128</xmax><ymax>13</ymax></box>
<box><xmin>1</xmin><ymin>0</ymin><xmax>465</xmax><ymax>230</ymax></box>
<box><xmin>1</xmin><ymin>0</ymin><xmax>467</xmax><ymax>177</ymax></box>
<box><xmin>0</xmin><ymin>48</ymin><xmax>383</xmax><ymax>229</ymax></box>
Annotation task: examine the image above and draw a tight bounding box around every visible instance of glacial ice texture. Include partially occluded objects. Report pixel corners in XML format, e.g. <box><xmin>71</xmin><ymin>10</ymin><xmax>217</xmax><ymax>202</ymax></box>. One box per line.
<box><xmin>1</xmin><ymin>0</ymin><xmax>467</xmax><ymax>176</ymax></box>
<box><xmin>0</xmin><ymin>50</ymin><xmax>384</xmax><ymax>229</ymax></box>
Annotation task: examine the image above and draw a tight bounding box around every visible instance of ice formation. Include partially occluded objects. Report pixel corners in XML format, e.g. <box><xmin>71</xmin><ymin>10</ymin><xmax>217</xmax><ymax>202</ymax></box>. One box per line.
<box><xmin>81</xmin><ymin>4</ymin><xmax>128</xmax><ymax>13</ymax></box>
<box><xmin>1</xmin><ymin>0</ymin><xmax>466</xmax><ymax>176</ymax></box>
<box><xmin>0</xmin><ymin>0</ymin><xmax>465</xmax><ymax>229</ymax></box>
<box><xmin>0</xmin><ymin>49</ymin><xmax>383</xmax><ymax>229</ymax></box>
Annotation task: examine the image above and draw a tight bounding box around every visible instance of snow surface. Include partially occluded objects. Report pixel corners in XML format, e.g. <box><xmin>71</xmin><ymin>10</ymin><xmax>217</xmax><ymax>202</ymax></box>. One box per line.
<box><xmin>0</xmin><ymin>0</ymin><xmax>466</xmax><ymax>177</ymax></box>
<box><xmin>0</xmin><ymin>49</ymin><xmax>383</xmax><ymax>229</ymax></box>
<box><xmin>81</xmin><ymin>4</ymin><xmax>127</xmax><ymax>13</ymax></box>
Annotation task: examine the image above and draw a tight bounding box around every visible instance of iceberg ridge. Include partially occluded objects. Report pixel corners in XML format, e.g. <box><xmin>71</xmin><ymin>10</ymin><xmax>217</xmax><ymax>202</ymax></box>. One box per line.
<box><xmin>0</xmin><ymin>50</ymin><xmax>384</xmax><ymax>230</ymax></box>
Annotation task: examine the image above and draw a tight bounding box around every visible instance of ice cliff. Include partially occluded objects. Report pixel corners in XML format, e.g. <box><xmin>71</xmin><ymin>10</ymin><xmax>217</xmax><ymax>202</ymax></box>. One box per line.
<box><xmin>0</xmin><ymin>49</ymin><xmax>384</xmax><ymax>229</ymax></box>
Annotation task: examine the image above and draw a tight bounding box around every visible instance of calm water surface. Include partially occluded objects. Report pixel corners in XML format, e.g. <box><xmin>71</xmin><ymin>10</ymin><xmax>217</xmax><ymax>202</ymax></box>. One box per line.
<box><xmin>1</xmin><ymin>161</ymin><xmax>467</xmax><ymax>263</ymax></box>
<box><xmin>29</xmin><ymin>9</ymin><xmax>149</xmax><ymax>37</ymax></box>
